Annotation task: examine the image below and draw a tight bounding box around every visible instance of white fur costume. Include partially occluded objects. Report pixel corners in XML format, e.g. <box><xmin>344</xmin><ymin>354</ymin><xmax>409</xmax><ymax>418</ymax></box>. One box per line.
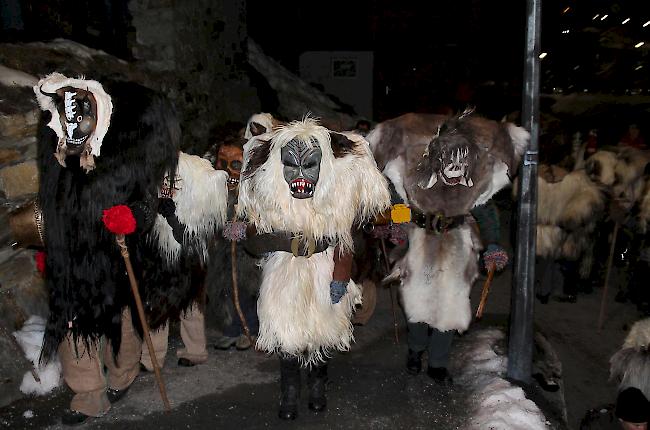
<box><xmin>151</xmin><ymin>151</ymin><xmax>229</xmax><ymax>263</ymax></box>
<box><xmin>237</xmin><ymin>118</ymin><xmax>390</xmax><ymax>364</ymax></box>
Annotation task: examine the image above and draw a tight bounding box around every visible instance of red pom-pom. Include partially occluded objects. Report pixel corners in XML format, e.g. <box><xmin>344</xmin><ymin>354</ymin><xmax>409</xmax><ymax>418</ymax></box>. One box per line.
<box><xmin>102</xmin><ymin>205</ymin><xmax>137</xmax><ymax>235</ymax></box>
<box><xmin>35</xmin><ymin>251</ymin><xmax>46</xmax><ymax>276</ymax></box>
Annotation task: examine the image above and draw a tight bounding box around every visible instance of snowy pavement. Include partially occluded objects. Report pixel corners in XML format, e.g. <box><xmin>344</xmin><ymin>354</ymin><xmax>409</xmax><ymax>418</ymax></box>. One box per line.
<box><xmin>0</xmin><ymin>279</ymin><xmax>561</xmax><ymax>430</ymax></box>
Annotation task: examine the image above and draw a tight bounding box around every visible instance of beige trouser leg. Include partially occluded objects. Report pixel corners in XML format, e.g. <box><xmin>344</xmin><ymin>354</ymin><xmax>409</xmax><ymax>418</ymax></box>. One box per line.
<box><xmin>177</xmin><ymin>305</ymin><xmax>208</xmax><ymax>364</ymax></box>
<box><xmin>140</xmin><ymin>322</ymin><xmax>169</xmax><ymax>371</ymax></box>
<box><xmin>104</xmin><ymin>309</ymin><xmax>142</xmax><ymax>390</ymax></box>
<box><xmin>58</xmin><ymin>335</ymin><xmax>110</xmax><ymax>417</ymax></box>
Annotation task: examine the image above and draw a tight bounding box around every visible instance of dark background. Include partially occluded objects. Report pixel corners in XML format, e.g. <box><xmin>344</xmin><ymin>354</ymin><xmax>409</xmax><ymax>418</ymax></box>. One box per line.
<box><xmin>1</xmin><ymin>0</ymin><xmax>649</xmax><ymax>123</ymax></box>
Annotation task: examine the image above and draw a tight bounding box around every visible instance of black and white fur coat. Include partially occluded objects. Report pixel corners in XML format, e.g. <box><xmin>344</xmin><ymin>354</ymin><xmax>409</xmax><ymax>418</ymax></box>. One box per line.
<box><xmin>138</xmin><ymin>152</ymin><xmax>228</xmax><ymax>329</ymax></box>
<box><xmin>35</xmin><ymin>74</ymin><xmax>179</xmax><ymax>360</ymax></box>
<box><xmin>367</xmin><ymin>112</ymin><xmax>528</xmax><ymax>332</ymax></box>
<box><xmin>237</xmin><ymin>118</ymin><xmax>390</xmax><ymax>364</ymax></box>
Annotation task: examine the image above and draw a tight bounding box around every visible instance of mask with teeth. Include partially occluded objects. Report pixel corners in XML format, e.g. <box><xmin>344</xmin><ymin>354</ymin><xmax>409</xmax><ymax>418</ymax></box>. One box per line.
<box><xmin>159</xmin><ymin>174</ymin><xmax>183</xmax><ymax>199</ymax></box>
<box><xmin>55</xmin><ymin>87</ymin><xmax>97</xmax><ymax>156</ymax></box>
<box><xmin>281</xmin><ymin>138</ymin><xmax>322</xmax><ymax>199</ymax></box>
<box><xmin>418</xmin><ymin>123</ymin><xmax>478</xmax><ymax>189</ymax></box>
<box><xmin>216</xmin><ymin>144</ymin><xmax>243</xmax><ymax>191</ymax></box>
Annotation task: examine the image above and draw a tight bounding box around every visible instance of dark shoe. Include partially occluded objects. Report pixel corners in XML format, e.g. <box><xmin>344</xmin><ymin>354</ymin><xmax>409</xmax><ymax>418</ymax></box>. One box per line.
<box><xmin>61</xmin><ymin>409</ymin><xmax>92</xmax><ymax>426</ymax></box>
<box><xmin>235</xmin><ymin>334</ymin><xmax>256</xmax><ymax>351</ymax></box>
<box><xmin>178</xmin><ymin>358</ymin><xmax>196</xmax><ymax>367</ymax></box>
<box><xmin>532</xmin><ymin>373</ymin><xmax>560</xmax><ymax>392</ymax></box>
<box><xmin>556</xmin><ymin>294</ymin><xmax>577</xmax><ymax>303</ymax></box>
<box><xmin>307</xmin><ymin>364</ymin><xmax>328</xmax><ymax>412</ymax></box>
<box><xmin>107</xmin><ymin>385</ymin><xmax>131</xmax><ymax>403</ymax></box>
<box><xmin>406</xmin><ymin>349</ymin><xmax>423</xmax><ymax>375</ymax></box>
<box><xmin>427</xmin><ymin>367</ymin><xmax>453</xmax><ymax>386</ymax></box>
<box><xmin>214</xmin><ymin>335</ymin><xmax>238</xmax><ymax>350</ymax></box>
<box><xmin>536</xmin><ymin>293</ymin><xmax>549</xmax><ymax>304</ymax></box>
<box><xmin>278</xmin><ymin>357</ymin><xmax>300</xmax><ymax>420</ymax></box>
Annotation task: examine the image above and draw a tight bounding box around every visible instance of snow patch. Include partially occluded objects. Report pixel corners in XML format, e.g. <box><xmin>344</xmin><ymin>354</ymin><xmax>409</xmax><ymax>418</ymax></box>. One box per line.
<box><xmin>457</xmin><ymin>328</ymin><xmax>548</xmax><ymax>430</ymax></box>
<box><xmin>12</xmin><ymin>316</ymin><xmax>62</xmax><ymax>396</ymax></box>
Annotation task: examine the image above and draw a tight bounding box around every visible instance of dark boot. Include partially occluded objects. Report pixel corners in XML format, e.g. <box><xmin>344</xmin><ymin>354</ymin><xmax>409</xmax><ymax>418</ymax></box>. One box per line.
<box><xmin>307</xmin><ymin>363</ymin><xmax>328</xmax><ymax>412</ymax></box>
<box><xmin>278</xmin><ymin>357</ymin><xmax>300</xmax><ymax>420</ymax></box>
<box><xmin>406</xmin><ymin>349</ymin><xmax>423</xmax><ymax>375</ymax></box>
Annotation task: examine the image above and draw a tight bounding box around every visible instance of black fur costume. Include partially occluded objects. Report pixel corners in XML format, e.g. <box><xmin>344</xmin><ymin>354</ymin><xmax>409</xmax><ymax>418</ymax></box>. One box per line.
<box><xmin>37</xmin><ymin>77</ymin><xmax>179</xmax><ymax>361</ymax></box>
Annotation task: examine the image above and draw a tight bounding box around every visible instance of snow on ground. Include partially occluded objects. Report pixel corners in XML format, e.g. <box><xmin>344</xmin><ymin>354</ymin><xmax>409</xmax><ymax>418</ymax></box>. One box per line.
<box><xmin>12</xmin><ymin>316</ymin><xmax>61</xmax><ymax>396</ymax></box>
<box><xmin>456</xmin><ymin>328</ymin><xmax>550</xmax><ymax>430</ymax></box>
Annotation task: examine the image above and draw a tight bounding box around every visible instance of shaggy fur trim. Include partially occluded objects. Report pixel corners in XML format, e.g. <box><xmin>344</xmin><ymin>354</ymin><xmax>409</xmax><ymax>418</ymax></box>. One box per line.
<box><xmin>623</xmin><ymin>318</ymin><xmax>650</xmax><ymax>350</ymax></box>
<box><xmin>238</xmin><ymin>118</ymin><xmax>390</xmax><ymax>252</ymax></box>
<box><xmin>398</xmin><ymin>225</ymin><xmax>480</xmax><ymax>332</ymax></box>
<box><xmin>610</xmin><ymin>318</ymin><xmax>650</xmax><ymax>399</ymax></box>
<box><xmin>536</xmin><ymin>169</ymin><xmax>605</xmax><ymax>227</ymax></box>
<box><xmin>34</xmin><ymin>73</ymin><xmax>113</xmax><ymax>169</ymax></box>
<box><xmin>610</xmin><ymin>348</ymin><xmax>650</xmax><ymax>400</ymax></box>
<box><xmin>237</xmin><ymin>118</ymin><xmax>389</xmax><ymax>363</ymax></box>
<box><xmin>585</xmin><ymin>151</ymin><xmax>617</xmax><ymax>186</ymax></box>
<box><xmin>150</xmin><ymin>152</ymin><xmax>228</xmax><ymax>264</ymax></box>
<box><xmin>37</xmin><ymin>80</ymin><xmax>180</xmax><ymax>361</ymax></box>
<box><xmin>244</xmin><ymin>112</ymin><xmax>277</xmax><ymax>139</ymax></box>
<box><xmin>255</xmin><ymin>249</ymin><xmax>362</xmax><ymax>365</ymax></box>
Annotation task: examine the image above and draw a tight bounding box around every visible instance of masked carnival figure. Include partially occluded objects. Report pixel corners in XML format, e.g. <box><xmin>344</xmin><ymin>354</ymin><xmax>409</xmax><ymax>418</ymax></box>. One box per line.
<box><xmin>34</xmin><ymin>73</ymin><xmax>179</xmax><ymax>425</ymax></box>
<box><xmin>366</xmin><ymin>110</ymin><xmax>528</xmax><ymax>384</ymax></box>
<box><xmin>226</xmin><ymin>118</ymin><xmax>390</xmax><ymax>419</ymax></box>
<box><xmin>199</xmin><ymin>127</ymin><xmax>260</xmax><ymax>351</ymax></box>
<box><xmin>139</xmin><ymin>151</ymin><xmax>228</xmax><ymax>370</ymax></box>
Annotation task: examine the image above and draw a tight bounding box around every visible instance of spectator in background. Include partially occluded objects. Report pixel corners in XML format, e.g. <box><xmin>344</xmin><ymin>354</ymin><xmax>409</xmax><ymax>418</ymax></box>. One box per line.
<box><xmin>619</xmin><ymin>124</ymin><xmax>646</xmax><ymax>150</ymax></box>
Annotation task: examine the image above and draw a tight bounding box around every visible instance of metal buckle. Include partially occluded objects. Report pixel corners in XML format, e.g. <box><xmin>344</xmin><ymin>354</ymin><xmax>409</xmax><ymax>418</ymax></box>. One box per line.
<box><xmin>426</xmin><ymin>212</ymin><xmax>445</xmax><ymax>234</ymax></box>
<box><xmin>290</xmin><ymin>235</ymin><xmax>316</xmax><ymax>258</ymax></box>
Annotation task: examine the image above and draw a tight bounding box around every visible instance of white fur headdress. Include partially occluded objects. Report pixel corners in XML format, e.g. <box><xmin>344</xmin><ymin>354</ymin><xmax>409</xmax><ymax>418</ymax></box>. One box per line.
<box><xmin>34</xmin><ymin>72</ymin><xmax>113</xmax><ymax>171</ymax></box>
<box><xmin>237</xmin><ymin>117</ymin><xmax>390</xmax><ymax>251</ymax></box>
<box><xmin>151</xmin><ymin>152</ymin><xmax>228</xmax><ymax>263</ymax></box>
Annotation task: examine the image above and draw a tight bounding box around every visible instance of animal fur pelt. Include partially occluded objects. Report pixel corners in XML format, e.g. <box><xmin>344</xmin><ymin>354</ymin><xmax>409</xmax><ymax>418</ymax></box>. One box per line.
<box><xmin>610</xmin><ymin>318</ymin><xmax>650</xmax><ymax>400</ymax></box>
<box><xmin>532</xmin><ymin>167</ymin><xmax>605</xmax><ymax>264</ymax></box>
<box><xmin>244</xmin><ymin>112</ymin><xmax>281</xmax><ymax>139</ymax></box>
<box><xmin>368</xmin><ymin>111</ymin><xmax>528</xmax><ymax>216</ymax></box>
<box><xmin>35</xmin><ymin>75</ymin><xmax>179</xmax><ymax>361</ymax></box>
<box><xmin>367</xmin><ymin>111</ymin><xmax>528</xmax><ymax>332</ymax></box>
<box><xmin>237</xmin><ymin>118</ymin><xmax>390</xmax><ymax>364</ymax></box>
<box><xmin>138</xmin><ymin>152</ymin><xmax>228</xmax><ymax>329</ymax></box>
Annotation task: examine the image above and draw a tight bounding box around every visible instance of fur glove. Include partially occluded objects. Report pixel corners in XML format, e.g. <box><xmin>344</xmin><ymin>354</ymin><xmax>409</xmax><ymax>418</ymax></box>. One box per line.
<box><xmin>483</xmin><ymin>243</ymin><xmax>508</xmax><ymax>271</ymax></box>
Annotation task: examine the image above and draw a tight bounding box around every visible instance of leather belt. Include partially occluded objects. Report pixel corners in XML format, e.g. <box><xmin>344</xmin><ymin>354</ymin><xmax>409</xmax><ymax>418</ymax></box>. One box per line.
<box><xmin>243</xmin><ymin>231</ymin><xmax>330</xmax><ymax>258</ymax></box>
<box><xmin>410</xmin><ymin>208</ymin><xmax>466</xmax><ymax>234</ymax></box>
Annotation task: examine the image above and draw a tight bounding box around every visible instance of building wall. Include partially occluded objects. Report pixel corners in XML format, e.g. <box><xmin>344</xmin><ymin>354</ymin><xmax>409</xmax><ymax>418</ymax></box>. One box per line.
<box><xmin>299</xmin><ymin>51</ymin><xmax>373</xmax><ymax>120</ymax></box>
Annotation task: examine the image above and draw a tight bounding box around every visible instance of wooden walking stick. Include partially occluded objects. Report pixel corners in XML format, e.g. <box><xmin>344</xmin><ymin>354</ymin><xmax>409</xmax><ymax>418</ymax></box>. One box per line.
<box><xmin>598</xmin><ymin>222</ymin><xmax>620</xmax><ymax>331</ymax></box>
<box><xmin>475</xmin><ymin>264</ymin><xmax>496</xmax><ymax>320</ymax></box>
<box><xmin>231</xmin><ymin>240</ymin><xmax>254</xmax><ymax>348</ymax></box>
<box><xmin>380</xmin><ymin>238</ymin><xmax>400</xmax><ymax>344</ymax></box>
<box><xmin>103</xmin><ymin>206</ymin><xmax>171</xmax><ymax>412</ymax></box>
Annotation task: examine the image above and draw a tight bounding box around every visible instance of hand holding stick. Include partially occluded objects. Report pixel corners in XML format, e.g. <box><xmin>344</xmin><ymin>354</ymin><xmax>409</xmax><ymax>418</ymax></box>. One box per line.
<box><xmin>103</xmin><ymin>205</ymin><xmax>171</xmax><ymax>412</ymax></box>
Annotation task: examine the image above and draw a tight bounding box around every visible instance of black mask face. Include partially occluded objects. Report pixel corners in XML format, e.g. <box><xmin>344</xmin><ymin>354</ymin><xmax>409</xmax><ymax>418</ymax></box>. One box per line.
<box><xmin>281</xmin><ymin>138</ymin><xmax>322</xmax><ymax>199</ymax></box>
<box><xmin>56</xmin><ymin>87</ymin><xmax>97</xmax><ymax>155</ymax></box>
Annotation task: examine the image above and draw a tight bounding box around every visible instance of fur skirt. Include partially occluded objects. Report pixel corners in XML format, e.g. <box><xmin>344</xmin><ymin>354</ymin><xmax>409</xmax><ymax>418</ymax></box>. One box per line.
<box><xmin>398</xmin><ymin>225</ymin><xmax>480</xmax><ymax>332</ymax></box>
<box><xmin>256</xmin><ymin>247</ymin><xmax>362</xmax><ymax>365</ymax></box>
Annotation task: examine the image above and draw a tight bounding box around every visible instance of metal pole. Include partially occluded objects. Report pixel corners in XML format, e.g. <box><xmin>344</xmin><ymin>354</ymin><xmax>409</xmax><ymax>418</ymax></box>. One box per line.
<box><xmin>507</xmin><ymin>0</ymin><xmax>541</xmax><ymax>383</ymax></box>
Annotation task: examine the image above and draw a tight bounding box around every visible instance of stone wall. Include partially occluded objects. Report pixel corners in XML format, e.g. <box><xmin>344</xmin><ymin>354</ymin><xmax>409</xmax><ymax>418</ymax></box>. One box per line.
<box><xmin>0</xmin><ymin>69</ymin><xmax>45</xmax><ymax>407</ymax></box>
<box><xmin>129</xmin><ymin>0</ymin><xmax>260</xmax><ymax>153</ymax></box>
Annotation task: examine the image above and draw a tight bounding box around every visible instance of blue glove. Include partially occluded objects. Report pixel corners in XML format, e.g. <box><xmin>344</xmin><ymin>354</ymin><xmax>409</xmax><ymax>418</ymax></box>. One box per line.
<box><xmin>330</xmin><ymin>280</ymin><xmax>348</xmax><ymax>304</ymax></box>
